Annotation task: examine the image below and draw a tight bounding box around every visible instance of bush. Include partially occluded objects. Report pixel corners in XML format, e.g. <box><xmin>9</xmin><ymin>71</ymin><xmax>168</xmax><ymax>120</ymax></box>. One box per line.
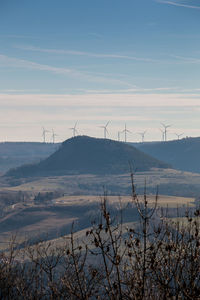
<box><xmin>0</xmin><ymin>174</ymin><xmax>200</xmax><ymax>299</ymax></box>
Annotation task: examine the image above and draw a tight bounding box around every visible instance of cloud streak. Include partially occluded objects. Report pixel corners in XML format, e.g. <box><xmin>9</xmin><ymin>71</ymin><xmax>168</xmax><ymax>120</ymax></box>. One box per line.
<box><xmin>0</xmin><ymin>34</ymin><xmax>41</xmax><ymax>39</ymax></box>
<box><xmin>171</xmin><ymin>54</ymin><xmax>200</xmax><ymax>64</ymax></box>
<box><xmin>15</xmin><ymin>45</ymin><xmax>158</xmax><ymax>63</ymax></box>
<box><xmin>156</xmin><ymin>0</ymin><xmax>200</xmax><ymax>9</ymax></box>
<box><xmin>1</xmin><ymin>93</ymin><xmax>200</xmax><ymax>108</ymax></box>
<box><xmin>0</xmin><ymin>54</ymin><xmax>134</xmax><ymax>87</ymax></box>
<box><xmin>0</xmin><ymin>54</ymin><xmax>75</xmax><ymax>75</ymax></box>
<box><xmin>80</xmin><ymin>87</ymin><xmax>180</xmax><ymax>94</ymax></box>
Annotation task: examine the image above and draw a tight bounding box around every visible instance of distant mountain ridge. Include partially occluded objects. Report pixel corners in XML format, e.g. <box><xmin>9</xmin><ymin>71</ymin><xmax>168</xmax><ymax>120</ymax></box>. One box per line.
<box><xmin>130</xmin><ymin>137</ymin><xmax>200</xmax><ymax>173</ymax></box>
<box><xmin>6</xmin><ymin>136</ymin><xmax>170</xmax><ymax>178</ymax></box>
<box><xmin>0</xmin><ymin>142</ymin><xmax>60</xmax><ymax>172</ymax></box>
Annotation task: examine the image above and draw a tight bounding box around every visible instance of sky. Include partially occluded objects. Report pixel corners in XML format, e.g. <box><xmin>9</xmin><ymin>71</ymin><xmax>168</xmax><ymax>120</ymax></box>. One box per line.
<box><xmin>1</xmin><ymin>0</ymin><xmax>200</xmax><ymax>142</ymax></box>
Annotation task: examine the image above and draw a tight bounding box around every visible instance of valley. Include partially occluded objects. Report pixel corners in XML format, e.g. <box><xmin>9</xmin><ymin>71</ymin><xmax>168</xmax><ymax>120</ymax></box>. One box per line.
<box><xmin>0</xmin><ymin>136</ymin><xmax>200</xmax><ymax>250</ymax></box>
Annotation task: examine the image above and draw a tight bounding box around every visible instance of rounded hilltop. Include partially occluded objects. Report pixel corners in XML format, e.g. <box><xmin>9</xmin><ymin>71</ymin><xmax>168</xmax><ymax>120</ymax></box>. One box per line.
<box><xmin>6</xmin><ymin>136</ymin><xmax>170</xmax><ymax>178</ymax></box>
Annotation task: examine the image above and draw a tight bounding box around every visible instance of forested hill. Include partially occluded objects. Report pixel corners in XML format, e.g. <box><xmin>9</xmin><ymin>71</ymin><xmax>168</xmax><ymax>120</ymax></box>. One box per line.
<box><xmin>0</xmin><ymin>142</ymin><xmax>60</xmax><ymax>172</ymax></box>
<box><xmin>6</xmin><ymin>136</ymin><xmax>170</xmax><ymax>178</ymax></box>
<box><xmin>130</xmin><ymin>137</ymin><xmax>200</xmax><ymax>173</ymax></box>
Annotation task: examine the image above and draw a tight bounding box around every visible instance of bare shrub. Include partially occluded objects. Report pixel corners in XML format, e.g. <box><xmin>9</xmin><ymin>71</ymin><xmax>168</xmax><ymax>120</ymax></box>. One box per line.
<box><xmin>0</xmin><ymin>173</ymin><xmax>199</xmax><ymax>299</ymax></box>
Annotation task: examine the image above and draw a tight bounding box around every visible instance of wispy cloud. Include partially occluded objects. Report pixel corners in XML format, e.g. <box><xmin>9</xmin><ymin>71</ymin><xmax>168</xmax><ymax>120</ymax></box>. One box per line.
<box><xmin>79</xmin><ymin>87</ymin><xmax>180</xmax><ymax>94</ymax></box>
<box><xmin>1</xmin><ymin>93</ymin><xmax>200</xmax><ymax>108</ymax></box>
<box><xmin>171</xmin><ymin>54</ymin><xmax>200</xmax><ymax>63</ymax></box>
<box><xmin>0</xmin><ymin>89</ymin><xmax>41</xmax><ymax>93</ymax></box>
<box><xmin>0</xmin><ymin>93</ymin><xmax>199</xmax><ymax>141</ymax></box>
<box><xmin>14</xmin><ymin>45</ymin><xmax>158</xmax><ymax>63</ymax></box>
<box><xmin>0</xmin><ymin>54</ymin><xmax>134</xmax><ymax>87</ymax></box>
<box><xmin>87</xmin><ymin>32</ymin><xmax>103</xmax><ymax>39</ymax></box>
<box><xmin>0</xmin><ymin>34</ymin><xmax>41</xmax><ymax>39</ymax></box>
<box><xmin>0</xmin><ymin>54</ymin><xmax>75</xmax><ymax>75</ymax></box>
<box><xmin>156</xmin><ymin>0</ymin><xmax>200</xmax><ymax>9</ymax></box>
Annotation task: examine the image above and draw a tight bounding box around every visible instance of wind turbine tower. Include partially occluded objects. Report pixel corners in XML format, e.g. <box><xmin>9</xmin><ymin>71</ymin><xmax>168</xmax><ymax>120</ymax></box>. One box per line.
<box><xmin>100</xmin><ymin>121</ymin><xmax>110</xmax><ymax>139</ymax></box>
<box><xmin>137</xmin><ymin>131</ymin><xmax>147</xmax><ymax>143</ymax></box>
<box><xmin>51</xmin><ymin>129</ymin><xmax>58</xmax><ymax>143</ymax></box>
<box><xmin>161</xmin><ymin>123</ymin><xmax>171</xmax><ymax>141</ymax></box>
<box><xmin>118</xmin><ymin>131</ymin><xmax>121</xmax><ymax>142</ymax></box>
<box><xmin>159</xmin><ymin>128</ymin><xmax>165</xmax><ymax>142</ymax></box>
<box><xmin>70</xmin><ymin>122</ymin><xmax>78</xmax><ymax>137</ymax></box>
<box><xmin>175</xmin><ymin>133</ymin><xmax>183</xmax><ymax>140</ymax></box>
<box><xmin>42</xmin><ymin>127</ymin><xmax>49</xmax><ymax>143</ymax></box>
<box><xmin>123</xmin><ymin>123</ymin><xmax>131</xmax><ymax>142</ymax></box>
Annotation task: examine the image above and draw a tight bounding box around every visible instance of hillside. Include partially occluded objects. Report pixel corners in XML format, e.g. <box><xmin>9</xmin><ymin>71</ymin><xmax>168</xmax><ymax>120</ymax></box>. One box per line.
<box><xmin>0</xmin><ymin>142</ymin><xmax>60</xmax><ymax>172</ymax></box>
<box><xmin>6</xmin><ymin>136</ymin><xmax>170</xmax><ymax>178</ymax></box>
<box><xmin>0</xmin><ymin>194</ymin><xmax>194</xmax><ymax>250</ymax></box>
<box><xmin>130</xmin><ymin>137</ymin><xmax>200</xmax><ymax>173</ymax></box>
<box><xmin>6</xmin><ymin>169</ymin><xmax>200</xmax><ymax>198</ymax></box>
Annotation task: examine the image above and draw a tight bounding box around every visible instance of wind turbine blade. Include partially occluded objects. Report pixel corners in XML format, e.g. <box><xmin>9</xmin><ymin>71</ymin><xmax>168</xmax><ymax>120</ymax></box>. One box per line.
<box><xmin>105</xmin><ymin>121</ymin><xmax>110</xmax><ymax>128</ymax></box>
<box><xmin>160</xmin><ymin>122</ymin><xmax>166</xmax><ymax>128</ymax></box>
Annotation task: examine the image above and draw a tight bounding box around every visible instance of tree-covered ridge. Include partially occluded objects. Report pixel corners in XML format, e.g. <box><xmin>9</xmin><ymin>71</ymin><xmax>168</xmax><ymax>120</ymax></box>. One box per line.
<box><xmin>6</xmin><ymin>136</ymin><xmax>170</xmax><ymax>178</ymax></box>
<box><xmin>132</xmin><ymin>137</ymin><xmax>200</xmax><ymax>173</ymax></box>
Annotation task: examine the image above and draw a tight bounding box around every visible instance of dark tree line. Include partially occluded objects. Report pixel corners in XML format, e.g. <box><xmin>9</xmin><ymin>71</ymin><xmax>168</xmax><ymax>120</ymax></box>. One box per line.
<box><xmin>34</xmin><ymin>191</ymin><xmax>62</xmax><ymax>204</ymax></box>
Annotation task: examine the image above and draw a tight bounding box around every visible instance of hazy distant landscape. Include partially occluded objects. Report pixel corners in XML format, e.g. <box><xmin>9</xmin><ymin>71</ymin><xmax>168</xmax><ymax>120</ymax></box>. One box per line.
<box><xmin>0</xmin><ymin>135</ymin><xmax>200</xmax><ymax>250</ymax></box>
<box><xmin>132</xmin><ymin>137</ymin><xmax>200</xmax><ymax>173</ymax></box>
<box><xmin>0</xmin><ymin>142</ymin><xmax>59</xmax><ymax>172</ymax></box>
<box><xmin>2</xmin><ymin>136</ymin><xmax>200</xmax><ymax>200</ymax></box>
<box><xmin>3</xmin><ymin>135</ymin><xmax>200</xmax><ymax>175</ymax></box>
<box><xmin>1</xmin><ymin>0</ymin><xmax>200</xmax><ymax>298</ymax></box>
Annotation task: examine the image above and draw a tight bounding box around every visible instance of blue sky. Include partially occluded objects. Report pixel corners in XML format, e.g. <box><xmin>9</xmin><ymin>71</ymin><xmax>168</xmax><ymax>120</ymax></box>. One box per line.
<box><xmin>0</xmin><ymin>0</ymin><xmax>200</xmax><ymax>142</ymax></box>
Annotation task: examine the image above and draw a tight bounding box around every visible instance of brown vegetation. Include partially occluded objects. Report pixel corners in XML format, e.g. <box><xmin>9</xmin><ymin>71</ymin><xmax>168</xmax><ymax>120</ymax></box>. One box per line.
<box><xmin>0</xmin><ymin>173</ymin><xmax>200</xmax><ymax>299</ymax></box>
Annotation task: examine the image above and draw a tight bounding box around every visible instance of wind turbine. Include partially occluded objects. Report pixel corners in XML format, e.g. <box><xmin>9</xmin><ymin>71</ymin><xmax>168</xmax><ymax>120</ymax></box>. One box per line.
<box><xmin>42</xmin><ymin>127</ymin><xmax>49</xmax><ymax>143</ymax></box>
<box><xmin>175</xmin><ymin>132</ymin><xmax>184</xmax><ymax>140</ymax></box>
<box><xmin>137</xmin><ymin>130</ymin><xmax>147</xmax><ymax>143</ymax></box>
<box><xmin>161</xmin><ymin>123</ymin><xmax>171</xmax><ymax>141</ymax></box>
<box><xmin>122</xmin><ymin>123</ymin><xmax>131</xmax><ymax>142</ymax></box>
<box><xmin>118</xmin><ymin>131</ymin><xmax>122</xmax><ymax>142</ymax></box>
<box><xmin>51</xmin><ymin>129</ymin><xmax>58</xmax><ymax>143</ymax></box>
<box><xmin>99</xmin><ymin>121</ymin><xmax>110</xmax><ymax>139</ymax></box>
<box><xmin>69</xmin><ymin>122</ymin><xmax>78</xmax><ymax>137</ymax></box>
<box><xmin>159</xmin><ymin>128</ymin><xmax>165</xmax><ymax>142</ymax></box>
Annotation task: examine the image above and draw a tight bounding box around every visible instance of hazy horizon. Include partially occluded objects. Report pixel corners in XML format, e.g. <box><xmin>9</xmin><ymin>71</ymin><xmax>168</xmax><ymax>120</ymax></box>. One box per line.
<box><xmin>1</xmin><ymin>0</ymin><xmax>200</xmax><ymax>142</ymax></box>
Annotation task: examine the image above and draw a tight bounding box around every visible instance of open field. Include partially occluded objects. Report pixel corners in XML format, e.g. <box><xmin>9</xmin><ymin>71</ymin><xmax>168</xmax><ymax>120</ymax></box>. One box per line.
<box><xmin>0</xmin><ymin>168</ymin><xmax>199</xmax><ymax>250</ymax></box>
<box><xmin>0</xmin><ymin>192</ymin><xmax>195</xmax><ymax>250</ymax></box>
<box><xmin>3</xmin><ymin>168</ymin><xmax>200</xmax><ymax>197</ymax></box>
<box><xmin>53</xmin><ymin>194</ymin><xmax>195</xmax><ymax>208</ymax></box>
